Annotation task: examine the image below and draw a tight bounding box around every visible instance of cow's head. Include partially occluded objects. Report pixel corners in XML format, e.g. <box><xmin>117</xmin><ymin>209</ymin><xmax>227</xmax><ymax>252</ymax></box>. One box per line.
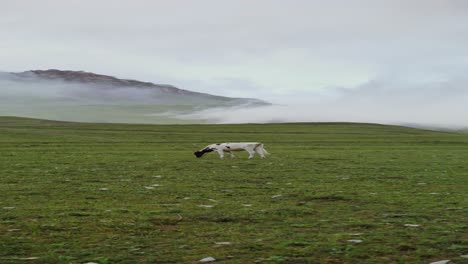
<box><xmin>194</xmin><ymin>150</ymin><xmax>204</xmax><ymax>158</ymax></box>
<box><xmin>194</xmin><ymin>147</ymin><xmax>214</xmax><ymax>158</ymax></box>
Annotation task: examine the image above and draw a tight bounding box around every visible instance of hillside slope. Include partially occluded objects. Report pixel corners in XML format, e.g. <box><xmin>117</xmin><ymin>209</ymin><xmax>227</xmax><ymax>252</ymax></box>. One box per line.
<box><xmin>0</xmin><ymin>69</ymin><xmax>267</xmax><ymax>123</ymax></box>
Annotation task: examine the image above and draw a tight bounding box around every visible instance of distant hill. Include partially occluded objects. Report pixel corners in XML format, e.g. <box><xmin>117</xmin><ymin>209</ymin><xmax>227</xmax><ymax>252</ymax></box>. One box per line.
<box><xmin>15</xmin><ymin>70</ymin><xmax>205</xmax><ymax>96</ymax></box>
<box><xmin>7</xmin><ymin>69</ymin><xmax>266</xmax><ymax>105</ymax></box>
<box><xmin>0</xmin><ymin>69</ymin><xmax>268</xmax><ymax>123</ymax></box>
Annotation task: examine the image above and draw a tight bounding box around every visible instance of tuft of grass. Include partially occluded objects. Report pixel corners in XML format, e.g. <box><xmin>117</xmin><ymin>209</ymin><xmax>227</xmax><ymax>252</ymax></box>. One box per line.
<box><xmin>0</xmin><ymin>116</ymin><xmax>467</xmax><ymax>263</ymax></box>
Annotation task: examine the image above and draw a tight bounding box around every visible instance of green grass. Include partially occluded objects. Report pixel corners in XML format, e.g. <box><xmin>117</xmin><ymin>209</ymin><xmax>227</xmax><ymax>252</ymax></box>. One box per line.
<box><xmin>0</xmin><ymin>116</ymin><xmax>467</xmax><ymax>263</ymax></box>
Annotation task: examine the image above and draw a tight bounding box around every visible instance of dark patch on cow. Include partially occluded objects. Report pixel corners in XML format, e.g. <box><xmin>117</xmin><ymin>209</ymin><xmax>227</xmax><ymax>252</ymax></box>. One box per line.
<box><xmin>216</xmin><ymin>143</ymin><xmax>221</xmax><ymax>145</ymax></box>
<box><xmin>226</xmin><ymin>146</ymin><xmax>231</xmax><ymax>149</ymax></box>
<box><xmin>206</xmin><ymin>148</ymin><xmax>214</xmax><ymax>152</ymax></box>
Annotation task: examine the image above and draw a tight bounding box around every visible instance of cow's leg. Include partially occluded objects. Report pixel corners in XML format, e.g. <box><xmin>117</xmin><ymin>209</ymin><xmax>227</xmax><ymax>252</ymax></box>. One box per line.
<box><xmin>255</xmin><ymin>146</ymin><xmax>266</xmax><ymax>159</ymax></box>
<box><xmin>246</xmin><ymin>147</ymin><xmax>256</xmax><ymax>159</ymax></box>
<box><xmin>228</xmin><ymin>151</ymin><xmax>236</xmax><ymax>158</ymax></box>
<box><xmin>217</xmin><ymin>149</ymin><xmax>225</xmax><ymax>159</ymax></box>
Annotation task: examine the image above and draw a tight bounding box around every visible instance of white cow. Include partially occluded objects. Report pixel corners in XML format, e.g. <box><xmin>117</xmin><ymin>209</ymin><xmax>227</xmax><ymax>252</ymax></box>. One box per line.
<box><xmin>194</xmin><ymin>142</ymin><xmax>270</xmax><ymax>159</ymax></box>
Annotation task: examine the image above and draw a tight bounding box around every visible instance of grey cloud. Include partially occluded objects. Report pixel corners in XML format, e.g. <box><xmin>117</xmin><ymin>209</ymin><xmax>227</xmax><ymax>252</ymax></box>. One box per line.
<box><xmin>2</xmin><ymin>0</ymin><xmax>467</xmax><ymax>65</ymax></box>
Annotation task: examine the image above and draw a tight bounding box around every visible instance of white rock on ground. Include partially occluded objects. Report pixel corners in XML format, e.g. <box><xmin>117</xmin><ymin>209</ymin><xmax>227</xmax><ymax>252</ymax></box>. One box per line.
<box><xmin>461</xmin><ymin>254</ymin><xmax>468</xmax><ymax>259</ymax></box>
<box><xmin>429</xmin><ymin>260</ymin><xmax>451</xmax><ymax>264</ymax></box>
<box><xmin>347</xmin><ymin>239</ymin><xmax>363</xmax><ymax>243</ymax></box>
<box><xmin>198</xmin><ymin>205</ymin><xmax>214</xmax><ymax>208</ymax></box>
<box><xmin>271</xmin><ymin>195</ymin><xmax>283</xmax><ymax>199</ymax></box>
<box><xmin>215</xmin><ymin>242</ymin><xmax>231</xmax><ymax>245</ymax></box>
<box><xmin>200</xmin><ymin>256</ymin><xmax>216</xmax><ymax>262</ymax></box>
<box><xmin>404</xmin><ymin>224</ymin><xmax>420</xmax><ymax>227</ymax></box>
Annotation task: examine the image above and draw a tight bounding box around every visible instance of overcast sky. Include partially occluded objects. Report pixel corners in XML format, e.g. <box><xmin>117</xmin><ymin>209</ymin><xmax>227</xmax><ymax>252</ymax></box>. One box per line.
<box><xmin>1</xmin><ymin>0</ymin><xmax>468</xmax><ymax>103</ymax></box>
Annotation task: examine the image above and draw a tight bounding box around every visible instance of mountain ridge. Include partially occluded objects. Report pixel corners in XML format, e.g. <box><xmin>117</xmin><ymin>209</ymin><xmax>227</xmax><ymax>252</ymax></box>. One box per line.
<box><xmin>12</xmin><ymin>69</ymin><xmax>255</xmax><ymax>101</ymax></box>
<box><xmin>0</xmin><ymin>69</ymin><xmax>268</xmax><ymax>123</ymax></box>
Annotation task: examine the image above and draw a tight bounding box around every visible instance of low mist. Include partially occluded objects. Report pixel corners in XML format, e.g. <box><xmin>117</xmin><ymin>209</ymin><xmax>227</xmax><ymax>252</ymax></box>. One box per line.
<box><xmin>178</xmin><ymin>76</ymin><xmax>468</xmax><ymax>129</ymax></box>
<box><xmin>2</xmin><ymin>72</ymin><xmax>468</xmax><ymax>129</ymax></box>
<box><xmin>0</xmin><ymin>72</ymin><xmax>201</xmax><ymax>124</ymax></box>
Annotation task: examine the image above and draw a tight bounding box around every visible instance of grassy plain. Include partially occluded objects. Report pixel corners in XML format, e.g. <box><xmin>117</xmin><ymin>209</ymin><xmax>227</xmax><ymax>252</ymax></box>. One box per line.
<box><xmin>0</xmin><ymin>116</ymin><xmax>467</xmax><ymax>263</ymax></box>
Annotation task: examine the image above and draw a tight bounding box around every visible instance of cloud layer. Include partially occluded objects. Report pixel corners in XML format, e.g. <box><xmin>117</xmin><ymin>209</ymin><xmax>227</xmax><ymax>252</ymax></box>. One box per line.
<box><xmin>179</xmin><ymin>75</ymin><xmax>468</xmax><ymax>128</ymax></box>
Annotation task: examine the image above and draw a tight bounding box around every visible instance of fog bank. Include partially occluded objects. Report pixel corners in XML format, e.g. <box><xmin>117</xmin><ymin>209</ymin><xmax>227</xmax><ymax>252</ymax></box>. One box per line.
<box><xmin>178</xmin><ymin>77</ymin><xmax>468</xmax><ymax>129</ymax></box>
<box><xmin>2</xmin><ymin>72</ymin><xmax>468</xmax><ymax>129</ymax></box>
